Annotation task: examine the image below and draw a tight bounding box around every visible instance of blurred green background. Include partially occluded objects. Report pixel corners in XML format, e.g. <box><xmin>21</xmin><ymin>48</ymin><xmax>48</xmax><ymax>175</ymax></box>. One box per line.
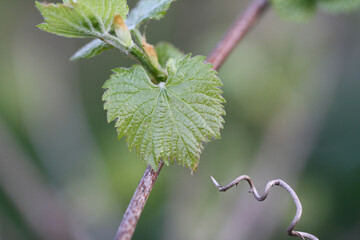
<box><xmin>1</xmin><ymin>0</ymin><xmax>360</xmax><ymax>239</ymax></box>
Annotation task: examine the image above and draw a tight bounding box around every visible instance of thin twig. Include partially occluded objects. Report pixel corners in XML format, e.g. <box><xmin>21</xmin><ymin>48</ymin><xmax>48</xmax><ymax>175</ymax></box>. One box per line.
<box><xmin>114</xmin><ymin>1</ymin><xmax>271</xmax><ymax>239</ymax></box>
<box><xmin>114</xmin><ymin>162</ymin><xmax>164</xmax><ymax>240</ymax></box>
<box><xmin>210</xmin><ymin>175</ymin><xmax>319</xmax><ymax>240</ymax></box>
<box><xmin>207</xmin><ymin>0</ymin><xmax>269</xmax><ymax>71</ymax></box>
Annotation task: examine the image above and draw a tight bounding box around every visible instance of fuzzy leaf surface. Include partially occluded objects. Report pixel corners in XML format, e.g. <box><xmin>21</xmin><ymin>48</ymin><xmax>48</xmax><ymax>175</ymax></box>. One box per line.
<box><xmin>70</xmin><ymin>39</ymin><xmax>114</xmax><ymax>60</ymax></box>
<box><xmin>103</xmin><ymin>55</ymin><xmax>225</xmax><ymax>170</ymax></box>
<box><xmin>126</xmin><ymin>0</ymin><xmax>177</xmax><ymax>29</ymax></box>
<box><xmin>72</xmin><ymin>0</ymin><xmax>176</xmax><ymax>60</ymax></box>
<box><xmin>36</xmin><ymin>0</ymin><xmax>128</xmax><ymax>38</ymax></box>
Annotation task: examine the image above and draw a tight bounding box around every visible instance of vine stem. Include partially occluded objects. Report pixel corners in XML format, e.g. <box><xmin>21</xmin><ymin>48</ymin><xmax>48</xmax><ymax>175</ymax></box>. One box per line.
<box><xmin>114</xmin><ymin>163</ymin><xmax>164</xmax><ymax>240</ymax></box>
<box><xmin>129</xmin><ymin>45</ymin><xmax>167</xmax><ymax>83</ymax></box>
<box><xmin>207</xmin><ymin>0</ymin><xmax>269</xmax><ymax>71</ymax></box>
<box><xmin>114</xmin><ymin>0</ymin><xmax>269</xmax><ymax>239</ymax></box>
<box><xmin>210</xmin><ymin>175</ymin><xmax>319</xmax><ymax>240</ymax></box>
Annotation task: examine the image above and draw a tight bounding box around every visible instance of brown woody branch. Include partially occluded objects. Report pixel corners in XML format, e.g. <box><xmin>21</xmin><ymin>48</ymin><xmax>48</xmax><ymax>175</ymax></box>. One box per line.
<box><xmin>207</xmin><ymin>0</ymin><xmax>269</xmax><ymax>71</ymax></box>
<box><xmin>211</xmin><ymin>175</ymin><xmax>319</xmax><ymax>240</ymax></box>
<box><xmin>114</xmin><ymin>0</ymin><xmax>269</xmax><ymax>239</ymax></box>
<box><xmin>114</xmin><ymin>163</ymin><xmax>164</xmax><ymax>240</ymax></box>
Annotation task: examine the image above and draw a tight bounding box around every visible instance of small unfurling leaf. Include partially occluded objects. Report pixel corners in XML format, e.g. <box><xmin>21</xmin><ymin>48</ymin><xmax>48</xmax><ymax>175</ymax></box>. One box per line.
<box><xmin>142</xmin><ymin>38</ymin><xmax>160</xmax><ymax>69</ymax></box>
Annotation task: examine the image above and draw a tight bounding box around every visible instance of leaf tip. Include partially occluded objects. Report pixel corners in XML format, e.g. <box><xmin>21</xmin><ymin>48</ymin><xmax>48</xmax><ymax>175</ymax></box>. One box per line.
<box><xmin>69</xmin><ymin>54</ymin><xmax>79</xmax><ymax>61</ymax></box>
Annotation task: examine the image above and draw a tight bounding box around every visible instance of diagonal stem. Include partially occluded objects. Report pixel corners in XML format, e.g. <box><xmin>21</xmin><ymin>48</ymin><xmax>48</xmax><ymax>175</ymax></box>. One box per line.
<box><xmin>114</xmin><ymin>163</ymin><xmax>164</xmax><ymax>240</ymax></box>
<box><xmin>207</xmin><ymin>0</ymin><xmax>269</xmax><ymax>71</ymax></box>
<box><xmin>129</xmin><ymin>45</ymin><xmax>167</xmax><ymax>83</ymax></box>
<box><xmin>114</xmin><ymin>1</ymin><xmax>270</xmax><ymax>239</ymax></box>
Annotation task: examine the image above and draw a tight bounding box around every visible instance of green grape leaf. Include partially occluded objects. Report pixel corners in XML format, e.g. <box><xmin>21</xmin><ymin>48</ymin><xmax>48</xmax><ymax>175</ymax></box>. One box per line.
<box><xmin>70</xmin><ymin>39</ymin><xmax>114</xmax><ymax>60</ymax></box>
<box><xmin>72</xmin><ymin>0</ymin><xmax>176</xmax><ymax>60</ymax></box>
<box><xmin>271</xmin><ymin>0</ymin><xmax>317</xmax><ymax>22</ymax></box>
<box><xmin>318</xmin><ymin>0</ymin><xmax>360</xmax><ymax>13</ymax></box>
<box><xmin>103</xmin><ymin>55</ymin><xmax>225</xmax><ymax>170</ymax></box>
<box><xmin>36</xmin><ymin>0</ymin><xmax>128</xmax><ymax>38</ymax></box>
<box><xmin>126</xmin><ymin>0</ymin><xmax>177</xmax><ymax>30</ymax></box>
<box><xmin>155</xmin><ymin>42</ymin><xmax>184</xmax><ymax>68</ymax></box>
<box><xmin>71</xmin><ymin>39</ymin><xmax>114</xmax><ymax>61</ymax></box>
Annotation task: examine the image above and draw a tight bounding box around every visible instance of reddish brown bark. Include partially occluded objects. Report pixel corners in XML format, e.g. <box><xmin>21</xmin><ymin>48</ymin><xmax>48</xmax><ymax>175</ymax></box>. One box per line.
<box><xmin>207</xmin><ymin>0</ymin><xmax>269</xmax><ymax>71</ymax></box>
<box><xmin>114</xmin><ymin>163</ymin><xmax>164</xmax><ymax>240</ymax></box>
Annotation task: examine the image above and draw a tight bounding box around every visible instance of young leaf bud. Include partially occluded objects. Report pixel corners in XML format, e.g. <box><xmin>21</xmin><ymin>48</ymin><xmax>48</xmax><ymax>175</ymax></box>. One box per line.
<box><xmin>113</xmin><ymin>15</ymin><xmax>132</xmax><ymax>48</ymax></box>
<box><xmin>142</xmin><ymin>38</ymin><xmax>160</xmax><ymax>69</ymax></box>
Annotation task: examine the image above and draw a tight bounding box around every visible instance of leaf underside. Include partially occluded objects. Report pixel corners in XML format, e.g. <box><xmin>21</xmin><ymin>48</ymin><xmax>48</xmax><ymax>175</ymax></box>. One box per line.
<box><xmin>103</xmin><ymin>55</ymin><xmax>225</xmax><ymax>170</ymax></box>
<box><xmin>70</xmin><ymin>39</ymin><xmax>114</xmax><ymax>60</ymax></box>
<box><xmin>126</xmin><ymin>0</ymin><xmax>177</xmax><ymax>30</ymax></box>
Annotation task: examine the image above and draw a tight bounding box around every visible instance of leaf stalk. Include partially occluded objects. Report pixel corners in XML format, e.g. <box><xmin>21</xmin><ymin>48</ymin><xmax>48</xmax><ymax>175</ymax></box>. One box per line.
<box><xmin>129</xmin><ymin>44</ymin><xmax>167</xmax><ymax>84</ymax></box>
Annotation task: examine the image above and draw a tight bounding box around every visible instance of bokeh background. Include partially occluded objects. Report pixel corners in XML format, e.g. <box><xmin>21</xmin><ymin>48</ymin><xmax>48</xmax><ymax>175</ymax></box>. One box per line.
<box><xmin>1</xmin><ymin>0</ymin><xmax>360</xmax><ymax>239</ymax></box>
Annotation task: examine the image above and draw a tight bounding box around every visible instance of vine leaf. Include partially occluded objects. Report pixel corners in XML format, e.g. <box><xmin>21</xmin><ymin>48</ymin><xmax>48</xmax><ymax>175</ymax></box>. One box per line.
<box><xmin>71</xmin><ymin>0</ymin><xmax>176</xmax><ymax>60</ymax></box>
<box><xmin>103</xmin><ymin>55</ymin><xmax>225</xmax><ymax>170</ymax></box>
<box><xmin>126</xmin><ymin>0</ymin><xmax>177</xmax><ymax>30</ymax></box>
<box><xmin>70</xmin><ymin>39</ymin><xmax>114</xmax><ymax>61</ymax></box>
<box><xmin>71</xmin><ymin>40</ymin><xmax>114</xmax><ymax>60</ymax></box>
<box><xmin>36</xmin><ymin>0</ymin><xmax>129</xmax><ymax>39</ymax></box>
